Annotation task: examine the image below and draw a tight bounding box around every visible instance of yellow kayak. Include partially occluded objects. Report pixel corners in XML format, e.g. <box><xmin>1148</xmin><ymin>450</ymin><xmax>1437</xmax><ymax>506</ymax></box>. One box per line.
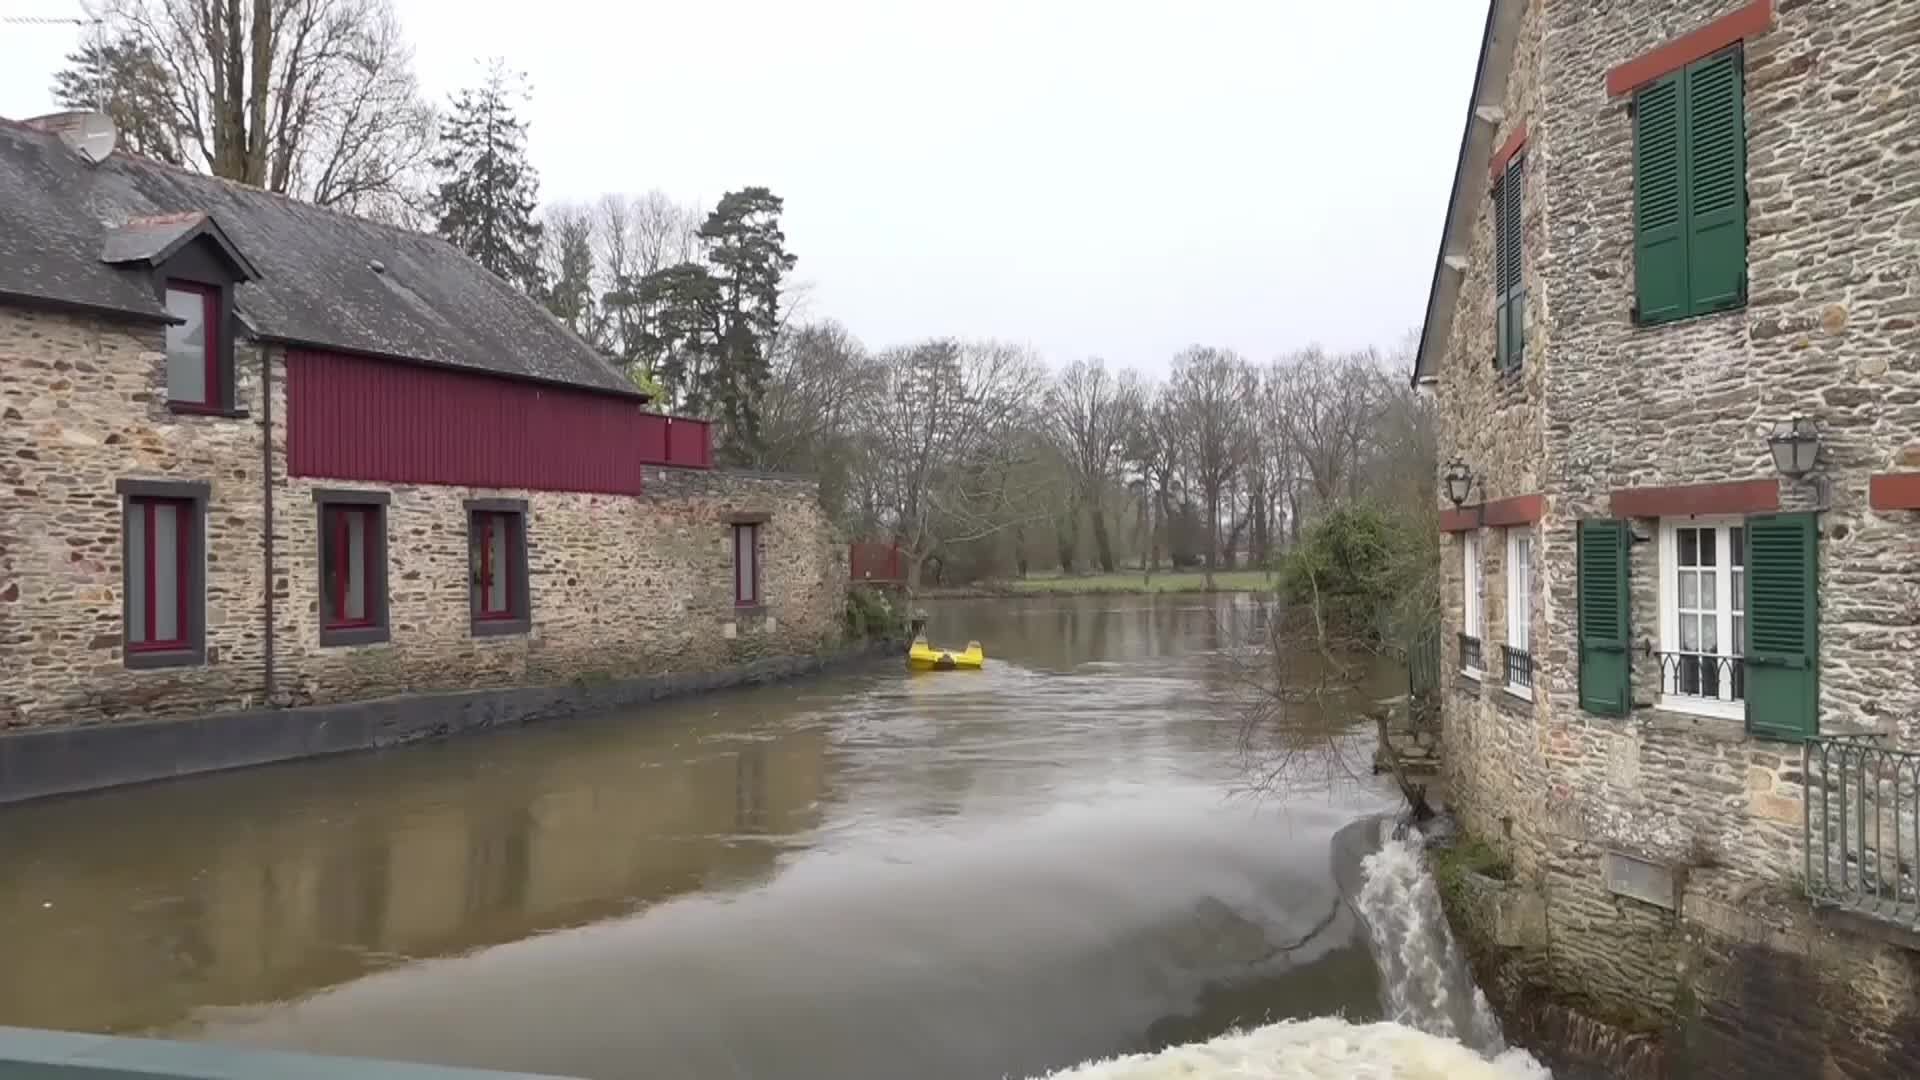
<box><xmin>908</xmin><ymin>637</ymin><xmax>985</xmax><ymax>670</ymax></box>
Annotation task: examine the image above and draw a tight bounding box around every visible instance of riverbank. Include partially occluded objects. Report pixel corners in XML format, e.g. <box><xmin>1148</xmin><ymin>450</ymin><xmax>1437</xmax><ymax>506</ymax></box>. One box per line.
<box><xmin>925</xmin><ymin>570</ymin><xmax>1275</xmax><ymax>598</ymax></box>
<box><xmin>0</xmin><ymin>636</ymin><xmax>905</xmax><ymax>806</ymax></box>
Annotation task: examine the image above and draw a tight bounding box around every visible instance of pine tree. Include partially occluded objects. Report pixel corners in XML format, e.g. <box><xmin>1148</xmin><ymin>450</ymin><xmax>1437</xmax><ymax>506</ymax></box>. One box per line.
<box><xmin>432</xmin><ymin>63</ymin><xmax>544</xmax><ymax>294</ymax></box>
<box><xmin>51</xmin><ymin>34</ymin><xmax>184</xmax><ymax>166</ymax></box>
<box><xmin>697</xmin><ymin>187</ymin><xmax>796</xmax><ymax>463</ymax></box>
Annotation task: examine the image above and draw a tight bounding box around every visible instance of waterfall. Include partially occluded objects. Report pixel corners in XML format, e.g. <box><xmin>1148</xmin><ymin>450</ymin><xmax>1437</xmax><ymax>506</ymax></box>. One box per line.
<box><xmin>1354</xmin><ymin>818</ymin><xmax>1508</xmax><ymax>1053</ymax></box>
<box><xmin>1038</xmin><ymin>817</ymin><xmax>1551</xmax><ymax>1079</ymax></box>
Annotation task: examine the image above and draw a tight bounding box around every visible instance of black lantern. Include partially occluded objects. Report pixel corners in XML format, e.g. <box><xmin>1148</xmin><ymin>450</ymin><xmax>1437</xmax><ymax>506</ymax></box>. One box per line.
<box><xmin>1767</xmin><ymin>417</ymin><xmax>1820</xmax><ymax>479</ymax></box>
<box><xmin>1443</xmin><ymin>457</ymin><xmax>1475</xmax><ymax>507</ymax></box>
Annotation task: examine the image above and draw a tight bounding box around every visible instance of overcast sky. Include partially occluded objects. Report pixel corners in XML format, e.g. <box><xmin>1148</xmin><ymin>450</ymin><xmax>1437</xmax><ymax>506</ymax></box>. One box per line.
<box><xmin>1</xmin><ymin>0</ymin><xmax>1484</xmax><ymax>371</ymax></box>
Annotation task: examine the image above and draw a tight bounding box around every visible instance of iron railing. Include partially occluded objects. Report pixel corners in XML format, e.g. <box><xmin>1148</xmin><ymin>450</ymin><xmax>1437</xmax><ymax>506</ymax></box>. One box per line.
<box><xmin>1654</xmin><ymin>650</ymin><xmax>1745</xmax><ymax>704</ymax></box>
<box><xmin>1501</xmin><ymin>644</ymin><xmax>1533</xmax><ymax>691</ymax></box>
<box><xmin>1805</xmin><ymin>734</ymin><xmax>1920</xmax><ymax>931</ymax></box>
<box><xmin>1459</xmin><ymin>633</ymin><xmax>1484</xmax><ymax>673</ymax></box>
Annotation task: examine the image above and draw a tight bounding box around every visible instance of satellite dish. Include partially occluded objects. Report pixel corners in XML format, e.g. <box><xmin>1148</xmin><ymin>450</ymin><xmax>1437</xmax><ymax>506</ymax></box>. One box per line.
<box><xmin>31</xmin><ymin>110</ymin><xmax>118</xmax><ymax>163</ymax></box>
<box><xmin>68</xmin><ymin>111</ymin><xmax>118</xmax><ymax>164</ymax></box>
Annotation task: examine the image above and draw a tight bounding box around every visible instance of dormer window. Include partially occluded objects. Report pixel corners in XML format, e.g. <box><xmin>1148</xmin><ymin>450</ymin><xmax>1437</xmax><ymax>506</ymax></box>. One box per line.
<box><xmin>164</xmin><ymin>281</ymin><xmax>220</xmax><ymax>409</ymax></box>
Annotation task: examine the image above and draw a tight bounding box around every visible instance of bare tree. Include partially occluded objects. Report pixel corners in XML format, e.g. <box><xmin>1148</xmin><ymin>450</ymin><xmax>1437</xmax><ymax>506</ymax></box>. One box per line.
<box><xmin>87</xmin><ymin>0</ymin><xmax>435</xmax><ymax>221</ymax></box>
<box><xmin>861</xmin><ymin>339</ymin><xmax>1045</xmax><ymax>594</ymax></box>
<box><xmin>1042</xmin><ymin>359</ymin><xmax>1143</xmax><ymax>573</ymax></box>
<box><xmin>592</xmin><ymin>190</ymin><xmax>705</xmax><ymax>370</ymax></box>
<box><xmin>1274</xmin><ymin>346</ymin><xmax>1384</xmax><ymax>507</ymax></box>
<box><xmin>1167</xmin><ymin>346</ymin><xmax>1257</xmax><ymax>589</ymax></box>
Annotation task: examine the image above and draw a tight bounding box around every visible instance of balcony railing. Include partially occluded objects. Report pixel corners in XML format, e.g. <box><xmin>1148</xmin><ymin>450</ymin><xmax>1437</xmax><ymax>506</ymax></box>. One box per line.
<box><xmin>1459</xmin><ymin>633</ymin><xmax>1483</xmax><ymax>673</ymax></box>
<box><xmin>1654</xmin><ymin>650</ymin><xmax>1745</xmax><ymax>704</ymax></box>
<box><xmin>1805</xmin><ymin>734</ymin><xmax>1920</xmax><ymax>932</ymax></box>
<box><xmin>1500</xmin><ymin>644</ymin><xmax>1533</xmax><ymax>691</ymax></box>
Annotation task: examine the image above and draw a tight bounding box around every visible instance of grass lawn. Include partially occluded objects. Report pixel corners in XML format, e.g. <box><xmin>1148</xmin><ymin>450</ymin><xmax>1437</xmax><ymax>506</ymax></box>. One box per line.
<box><xmin>1000</xmin><ymin>569</ymin><xmax>1275</xmax><ymax>594</ymax></box>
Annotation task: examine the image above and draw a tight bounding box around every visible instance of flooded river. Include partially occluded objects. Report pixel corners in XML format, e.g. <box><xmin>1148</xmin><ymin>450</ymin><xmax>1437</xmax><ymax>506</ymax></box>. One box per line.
<box><xmin>0</xmin><ymin>595</ymin><xmax>1440</xmax><ymax>1079</ymax></box>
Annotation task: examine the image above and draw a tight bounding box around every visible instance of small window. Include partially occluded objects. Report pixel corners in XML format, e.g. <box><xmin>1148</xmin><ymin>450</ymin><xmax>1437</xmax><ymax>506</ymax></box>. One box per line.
<box><xmin>120</xmin><ymin>479</ymin><xmax>207</xmax><ymax>668</ymax></box>
<box><xmin>733</xmin><ymin>522</ymin><xmax>761</xmax><ymax>607</ymax></box>
<box><xmin>1504</xmin><ymin>528</ymin><xmax>1533</xmax><ymax>697</ymax></box>
<box><xmin>164</xmin><ymin>282</ymin><xmax>221</xmax><ymax>409</ymax></box>
<box><xmin>1657</xmin><ymin>518</ymin><xmax>1746</xmax><ymax>718</ymax></box>
<box><xmin>1461</xmin><ymin>531</ymin><xmax>1484</xmax><ymax>674</ymax></box>
<box><xmin>468</xmin><ymin>502</ymin><xmax>530</xmax><ymax>636</ymax></box>
<box><xmin>316</xmin><ymin>491</ymin><xmax>390</xmax><ymax>646</ymax></box>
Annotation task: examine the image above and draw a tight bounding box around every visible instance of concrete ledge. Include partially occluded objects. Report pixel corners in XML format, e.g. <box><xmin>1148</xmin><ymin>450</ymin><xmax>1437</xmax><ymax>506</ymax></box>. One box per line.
<box><xmin>0</xmin><ymin>1024</ymin><xmax>572</xmax><ymax>1078</ymax></box>
<box><xmin>0</xmin><ymin>639</ymin><xmax>902</xmax><ymax>806</ymax></box>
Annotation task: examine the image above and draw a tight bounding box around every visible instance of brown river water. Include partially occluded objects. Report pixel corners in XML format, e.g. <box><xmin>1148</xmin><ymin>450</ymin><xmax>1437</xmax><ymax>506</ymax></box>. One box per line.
<box><xmin>0</xmin><ymin>594</ymin><xmax>1409</xmax><ymax>1079</ymax></box>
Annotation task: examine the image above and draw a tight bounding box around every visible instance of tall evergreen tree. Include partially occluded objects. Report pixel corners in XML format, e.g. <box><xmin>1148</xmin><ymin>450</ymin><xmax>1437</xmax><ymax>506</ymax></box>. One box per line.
<box><xmin>697</xmin><ymin>187</ymin><xmax>796</xmax><ymax>462</ymax></box>
<box><xmin>432</xmin><ymin>64</ymin><xmax>544</xmax><ymax>294</ymax></box>
<box><xmin>51</xmin><ymin>34</ymin><xmax>184</xmax><ymax>166</ymax></box>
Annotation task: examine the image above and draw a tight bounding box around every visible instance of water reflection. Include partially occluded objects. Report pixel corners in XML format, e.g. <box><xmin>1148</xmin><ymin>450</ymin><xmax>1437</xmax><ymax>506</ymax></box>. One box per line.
<box><xmin>0</xmin><ymin>594</ymin><xmax>1405</xmax><ymax>1080</ymax></box>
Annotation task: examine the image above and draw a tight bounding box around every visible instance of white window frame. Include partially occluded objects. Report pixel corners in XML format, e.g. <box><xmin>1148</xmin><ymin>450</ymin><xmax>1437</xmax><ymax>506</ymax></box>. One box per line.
<box><xmin>1462</xmin><ymin>531</ymin><xmax>1484</xmax><ymax>677</ymax></box>
<box><xmin>1657</xmin><ymin>516</ymin><xmax>1745</xmax><ymax>721</ymax></box>
<box><xmin>1505</xmin><ymin>527</ymin><xmax>1532</xmax><ymax>700</ymax></box>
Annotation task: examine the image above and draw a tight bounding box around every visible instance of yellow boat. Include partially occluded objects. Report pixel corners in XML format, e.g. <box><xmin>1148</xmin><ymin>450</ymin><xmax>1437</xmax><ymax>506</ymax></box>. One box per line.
<box><xmin>908</xmin><ymin>636</ymin><xmax>985</xmax><ymax>670</ymax></box>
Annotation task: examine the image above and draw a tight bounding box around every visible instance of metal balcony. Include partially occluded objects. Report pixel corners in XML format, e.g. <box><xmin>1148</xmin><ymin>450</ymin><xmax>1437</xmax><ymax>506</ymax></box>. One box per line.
<box><xmin>1805</xmin><ymin>734</ymin><xmax>1920</xmax><ymax>932</ymax></box>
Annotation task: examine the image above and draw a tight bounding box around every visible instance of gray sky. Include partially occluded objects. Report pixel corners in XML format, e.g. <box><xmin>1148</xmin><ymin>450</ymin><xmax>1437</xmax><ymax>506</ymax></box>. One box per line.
<box><xmin>1</xmin><ymin>1</ymin><xmax>1484</xmax><ymax>372</ymax></box>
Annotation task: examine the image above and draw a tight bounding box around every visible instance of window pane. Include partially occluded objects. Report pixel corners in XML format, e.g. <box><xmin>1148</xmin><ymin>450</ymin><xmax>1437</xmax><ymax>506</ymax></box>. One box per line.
<box><xmin>470</xmin><ymin>518</ymin><xmax>484</xmax><ymax>613</ymax></box>
<box><xmin>737</xmin><ymin>525</ymin><xmax>757</xmax><ymax>603</ymax></box>
<box><xmin>154</xmin><ymin>502</ymin><xmax>180</xmax><ymax>642</ymax></box>
<box><xmin>1680</xmin><ymin>613</ymin><xmax>1699</xmax><ymax>652</ymax></box>
<box><xmin>1733</xmin><ymin>615</ymin><xmax>1745</xmax><ymax>657</ymax></box>
<box><xmin>165</xmin><ymin>288</ymin><xmax>208</xmax><ymax>403</ymax></box>
<box><xmin>1678</xmin><ymin>528</ymin><xmax>1697</xmax><ymax>567</ymax></box>
<box><xmin>321</xmin><ymin>509</ymin><xmax>342</xmax><ymax>624</ymax></box>
<box><xmin>1699</xmin><ymin>570</ymin><xmax>1716</xmax><ymax>611</ymax></box>
<box><xmin>1731</xmin><ymin>527</ymin><xmax>1745</xmax><ymax>568</ymax></box>
<box><xmin>1732</xmin><ymin>570</ymin><xmax>1744</xmax><ymax>615</ymax></box>
<box><xmin>1701</xmin><ymin>616</ymin><xmax>1718</xmax><ymax>654</ymax></box>
<box><xmin>1699</xmin><ymin>528</ymin><xmax>1717</xmax><ymax>567</ymax></box>
<box><xmin>488</xmin><ymin>515</ymin><xmax>510</xmax><ymax>613</ymax></box>
<box><xmin>127</xmin><ymin>503</ymin><xmax>147</xmax><ymax>644</ymax></box>
<box><xmin>346</xmin><ymin>511</ymin><xmax>367</xmax><ymax>621</ymax></box>
<box><xmin>1679</xmin><ymin>571</ymin><xmax>1698</xmax><ymax>609</ymax></box>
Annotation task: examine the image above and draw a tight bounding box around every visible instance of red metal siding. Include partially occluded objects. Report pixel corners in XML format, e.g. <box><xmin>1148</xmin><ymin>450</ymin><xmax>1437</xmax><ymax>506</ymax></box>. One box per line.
<box><xmin>850</xmin><ymin>542</ymin><xmax>906</xmax><ymax>583</ymax></box>
<box><xmin>286</xmin><ymin>350</ymin><xmax>651</xmax><ymax>494</ymax></box>
<box><xmin>637</xmin><ymin>413</ymin><xmax>714</xmax><ymax>469</ymax></box>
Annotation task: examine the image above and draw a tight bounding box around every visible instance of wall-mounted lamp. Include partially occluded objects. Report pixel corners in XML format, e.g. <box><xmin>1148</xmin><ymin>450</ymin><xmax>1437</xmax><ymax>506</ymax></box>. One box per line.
<box><xmin>1443</xmin><ymin>457</ymin><xmax>1476</xmax><ymax>507</ymax></box>
<box><xmin>1767</xmin><ymin>416</ymin><xmax>1821</xmax><ymax>479</ymax></box>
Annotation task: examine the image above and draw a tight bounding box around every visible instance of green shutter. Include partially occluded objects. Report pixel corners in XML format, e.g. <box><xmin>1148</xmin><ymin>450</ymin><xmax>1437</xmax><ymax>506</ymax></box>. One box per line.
<box><xmin>1493</xmin><ymin>172</ymin><xmax>1510</xmax><ymax>369</ymax></box>
<box><xmin>1744</xmin><ymin>512</ymin><xmax>1818</xmax><ymax>741</ymax></box>
<box><xmin>1685</xmin><ymin>49</ymin><xmax>1746</xmax><ymax>313</ymax></box>
<box><xmin>1504</xmin><ymin>156</ymin><xmax>1525</xmax><ymax>367</ymax></box>
<box><xmin>1634</xmin><ymin>71</ymin><xmax>1687</xmax><ymax>324</ymax></box>
<box><xmin>1578</xmin><ymin>519</ymin><xmax>1631</xmax><ymax>716</ymax></box>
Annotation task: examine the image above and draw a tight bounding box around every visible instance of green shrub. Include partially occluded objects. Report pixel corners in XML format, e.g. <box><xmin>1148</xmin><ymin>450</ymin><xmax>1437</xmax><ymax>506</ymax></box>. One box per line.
<box><xmin>844</xmin><ymin>586</ymin><xmax>906</xmax><ymax>641</ymax></box>
<box><xmin>1276</xmin><ymin>504</ymin><xmax>1431</xmax><ymax>644</ymax></box>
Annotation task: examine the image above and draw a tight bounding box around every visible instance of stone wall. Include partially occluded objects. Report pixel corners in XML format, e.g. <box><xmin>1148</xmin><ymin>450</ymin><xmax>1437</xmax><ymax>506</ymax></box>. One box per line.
<box><xmin>0</xmin><ymin>307</ymin><xmax>272</xmax><ymax>727</ymax></box>
<box><xmin>0</xmin><ymin>307</ymin><xmax>848</xmax><ymax>733</ymax></box>
<box><xmin>1434</xmin><ymin>0</ymin><xmax>1920</xmax><ymax>1071</ymax></box>
<box><xmin>1436</xmin><ymin>0</ymin><xmax>1553</xmax><ymax>884</ymax></box>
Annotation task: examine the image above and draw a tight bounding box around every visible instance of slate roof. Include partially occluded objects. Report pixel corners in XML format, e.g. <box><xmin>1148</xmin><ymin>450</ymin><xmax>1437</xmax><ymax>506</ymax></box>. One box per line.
<box><xmin>0</xmin><ymin>119</ymin><xmax>638</xmax><ymax>397</ymax></box>
<box><xmin>1410</xmin><ymin>0</ymin><xmax>1517</xmax><ymax>388</ymax></box>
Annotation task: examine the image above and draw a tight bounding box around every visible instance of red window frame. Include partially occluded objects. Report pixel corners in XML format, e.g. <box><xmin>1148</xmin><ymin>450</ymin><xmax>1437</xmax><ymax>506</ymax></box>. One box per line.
<box><xmin>474</xmin><ymin>510</ymin><xmax>520</xmax><ymax>620</ymax></box>
<box><xmin>733</xmin><ymin>522</ymin><xmax>760</xmax><ymax>607</ymax></box>
<box><xmin>127</xmin><ymin>496</ymin><xmax>193</xmax><ymax>652</ymax></box>
<box><xmin>320</xmin><ymin>505</ymin><xmax>376</xmax><ymax>630</ymax></box>
<box><xmin>165</xmin><ymin>280</ymin><xmax>222</xmax><ymax>412</ymax></box>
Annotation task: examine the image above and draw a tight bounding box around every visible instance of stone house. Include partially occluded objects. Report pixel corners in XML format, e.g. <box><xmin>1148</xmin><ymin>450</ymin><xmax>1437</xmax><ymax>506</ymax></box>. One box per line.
<box><xmin>0</xmin><ymin>114</ymin><xmax>848</xmax><ymax>801</ymax></box>
<box><xmin>1413</xmin><ymin>0</ymin><xmax>1920</xmax><ymax>1072</ymax></box>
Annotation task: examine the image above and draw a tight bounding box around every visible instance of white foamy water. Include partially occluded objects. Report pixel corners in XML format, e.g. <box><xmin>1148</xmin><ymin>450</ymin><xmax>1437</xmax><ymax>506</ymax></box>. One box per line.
<box><xmin>1038</xmin><ymin>1017</ymin><xmax>1550</xmax><ymax>1080</ymax></box>
<box><xmin>1355</xmin><ymin>820</ymin><xmax>1508</xmax><ymax>1050</ymax></box>
<box><xmin>1037</xmin><ymin>818</ymin><xmax>1549</xmax><ymax>1080</ymax></box>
